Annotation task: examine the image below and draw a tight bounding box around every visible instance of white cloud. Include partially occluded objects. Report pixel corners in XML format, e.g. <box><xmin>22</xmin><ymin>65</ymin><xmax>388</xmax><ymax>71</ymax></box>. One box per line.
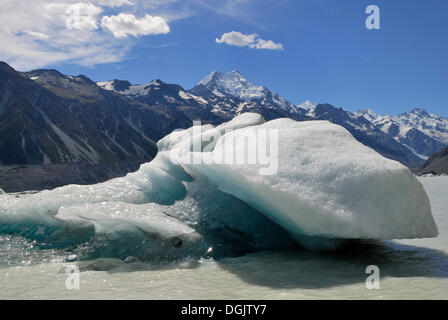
<box><xmin>101</xmin><ymin>13</ymin><xmax>170</xmax><ymax>38</ymax></box>
<box><xmin>216</xmin><ymin>31</ymin><xmax>283</xmax><ymax>51</ymax></box>
<box><xmin>253</xmin><ymin>39</ymin><xmax>283</xmax><ymax>51</ymax></box>
<box><xmin>94</xmin><ymin>0</ymin><xmax>133</xmax><ymax>7</ymax></box>
<box><xmin>26</xmin><ymin>31</ymin><xmax>50</xmax><ymax>40</ymax></box>
<box><xmin>0</xmin><ymin>0</ymin><xmax>172</xmax><ymax>70</ymax></box>
<box><xmin>0</xmin><ymin>0</ymin><xmax>272</xmax><ymax>70</ymax></box>
<box><xmin>64</xmin><ymin>2</ymin><xmax>103</xmax><ymax>31</ymax></box>
<box><xmin>216</xmin><ymin>31</ymin><xmax>257</xmax><ymax>47</ymax></box>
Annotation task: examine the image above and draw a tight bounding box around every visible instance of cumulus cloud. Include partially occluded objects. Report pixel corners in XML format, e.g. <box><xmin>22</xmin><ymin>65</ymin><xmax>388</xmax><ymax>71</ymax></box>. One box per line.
<box><xmin>64</xmin><ymin>2</ymin><xmax>103</xmax><ymax>31</ymax></box>
<box><xmin>253</xmin><ymin>39</ymin><xmax>284</xmax><ymax>50</ymax></box>
<box><xmin>216</xmin><ymin>31</ymin><xmax>257</xmax><ymax>47</ymax></box>
<box><xmin>101</xmin><ymin>13</ymin><xmax>170</xmax><ymax>38</ymax></box>
<box><xmin>216</xmin><ymin>31</ymin><xmax>283</xmax><ymax>51</ymax></box>
<box><xmin>0</xmin><ymin>0</ymin><xmax>172</xmax><ymax>70</ymax></box>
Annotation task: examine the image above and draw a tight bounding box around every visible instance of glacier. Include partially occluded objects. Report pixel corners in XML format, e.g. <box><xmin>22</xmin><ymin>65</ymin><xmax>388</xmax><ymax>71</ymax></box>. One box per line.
<box><xmin>0</xmin><ymin>113</ymin><xmax>438</xmax><ymax>262</ymax></box>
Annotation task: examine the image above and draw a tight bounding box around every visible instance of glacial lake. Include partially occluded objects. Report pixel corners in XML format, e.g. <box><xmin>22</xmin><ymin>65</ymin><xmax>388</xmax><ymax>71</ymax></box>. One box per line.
<box><xmin>0</xmin><ymin>176</ymin><xmax>447</xmax><ymax>299</ymax></box>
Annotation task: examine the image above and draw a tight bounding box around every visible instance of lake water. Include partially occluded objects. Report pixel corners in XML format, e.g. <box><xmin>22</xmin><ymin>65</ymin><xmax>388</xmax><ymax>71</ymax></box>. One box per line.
<box><xmin>0</xmin><ymin>176</ymin><xmax>447</xmax><ymax>299</ymax></box>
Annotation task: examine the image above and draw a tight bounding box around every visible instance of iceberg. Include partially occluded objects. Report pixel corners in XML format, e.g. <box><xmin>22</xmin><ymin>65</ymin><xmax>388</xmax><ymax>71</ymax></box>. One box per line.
<box><xmin>185</xmin><ymin>118</ymin><xmax>438</xmax><ymax>240</ymax></box>
<box><xmin>0</xmin><ymin>113</ymin><xmax>438</xmax><ymax>261</ymax></box>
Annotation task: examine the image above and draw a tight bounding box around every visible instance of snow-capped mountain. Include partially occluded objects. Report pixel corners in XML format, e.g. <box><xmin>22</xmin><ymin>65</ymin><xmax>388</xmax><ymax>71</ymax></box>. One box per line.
<box><xmin>98</xmin><ymin>79</ymin><xmax>187</xmax><ymax>100</ymax></box>
<box><xmin>72</xmin><ymin>69</ymin><xmax>444</xmax><ymax>168</ymax></box>
<box><xmin>191</xmin><ymin>71</ymin><xmax>301</xmax><ymax>115</ymax></box>
<box><xmin>98</xmin><ymin>78</ymin><xmax>225</xmax><ymax>127</ymax></box>
<box><xmin>97</xmin><ymin>79</ymin><xmax>133</xmax><ymax>93</ymax></box>
<box><xmin>1</xmin><ymin>59</ymin><xmax>444</xmax><ymax>187</ymax></box>
<box><xmin>98</xmin><ymin>71</ymin><xmax>310</xmax><ymax>123</ymax></box>
<box><xmin>197</xmin><ymin>71</ymin><xmax>265</xmax><ymax>99</ymax></box>
<box><xmin>393</xmin><ymin>108</ymin><xmax>448</xmax><ymax>145</ymax></box>
<box><xmin>356</xmin><ymin>108</ymin><xmax>448</xmax><ymax>159</ymax></box>
<box><xmin>297</xmin><ymin>100</ymin><xmax>317</xmax><ymax>116</ymax></box>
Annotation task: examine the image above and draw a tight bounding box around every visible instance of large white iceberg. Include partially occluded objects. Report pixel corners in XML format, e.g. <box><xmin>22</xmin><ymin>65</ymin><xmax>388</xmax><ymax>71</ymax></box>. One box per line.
<box><xmin>0</xmin><ymin>113</ymin><xmax>438</xmax><ymax>260</ymax></box>
<box><xmin>185</xmin><ymin>118</ymin><xmax>438</xmax><ymax>239</ymax></box>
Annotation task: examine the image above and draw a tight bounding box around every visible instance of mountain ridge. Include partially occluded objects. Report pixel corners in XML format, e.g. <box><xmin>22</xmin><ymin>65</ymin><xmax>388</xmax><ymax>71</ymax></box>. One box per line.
<box><xmin>356</xmin><ymin>108</ymin><xmax>448</xmax><ymax>159</ymax></box>
<box><xmin>1</xmin><ymin>61</ymin><xmax>447</xmax><ymax>191</ymax></box>
<box><xmin>417</xmin><ymin>145</ymin><xmax>448</xmax><ymax>175</ymax></box>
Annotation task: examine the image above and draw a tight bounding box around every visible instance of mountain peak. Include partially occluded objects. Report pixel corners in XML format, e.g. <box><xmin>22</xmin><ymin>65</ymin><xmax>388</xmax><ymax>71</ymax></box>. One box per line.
<box><xmin>410</xmin><ymin>108</ymin><xmax>429</xmax><ymax>116</ymax></box>
<box><xmin>357</xmin><ymin>108</ymin><xmax>377</xmax><ymax>116</ymax></box>
<box><xmin>0</xmin><ymin>61</ymin><xmax>16</xmax><ymax>74</ymax></box>
<box><xmin>97</xmin><ymin>78</ymin><xmax>180</xmax><ymax>98</ymax></box>
<box><xmin>299</xmin><ymin>100</ymin><xmax>316</xmax><ymax>109</ymax></box>
<box><xmin>198</xmin><ymin>70</ymin><xmax>247</xmax><ymax>86</ymax></box>
<box><xmin>150</xmin><ymin>79</ymin><xmax>164</xmax><ymax>85</ymax></box>
<box><xmin>196</xmin><ymin>70</ymin><xmax>266</xmax><ymax>100</ymax></box>
<box><xmin>356</xmin><ymin>108</ymin><xmax>379</xmax><ymax>119</ymax></box>
<box><xmin>197</xmin><ymin>71</ymin><xmax>222</xmax><ymax>86</ymax></box>
<box><xmin>97</xmin><ymin>79</ymin><xmax>132</xmax><ymax>92</ymax></box>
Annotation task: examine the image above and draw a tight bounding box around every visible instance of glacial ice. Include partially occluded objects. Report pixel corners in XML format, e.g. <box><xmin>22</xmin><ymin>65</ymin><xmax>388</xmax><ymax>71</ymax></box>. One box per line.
<box><xmin>0</xmin><ymin>113</ymin><xmax>438</xmax><ymax>261</ymax></box>
<box><xmin>186</xmin><ymin>118</ymin><xmax>438</xmax><ymax>240</ymax></box>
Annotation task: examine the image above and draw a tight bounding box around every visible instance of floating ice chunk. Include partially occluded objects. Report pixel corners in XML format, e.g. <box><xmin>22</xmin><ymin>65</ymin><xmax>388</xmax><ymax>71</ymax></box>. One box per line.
<box><xmin>185</xmin><ymin>118</ymin><xmax>438</xmax><ymax>241</ymax></box>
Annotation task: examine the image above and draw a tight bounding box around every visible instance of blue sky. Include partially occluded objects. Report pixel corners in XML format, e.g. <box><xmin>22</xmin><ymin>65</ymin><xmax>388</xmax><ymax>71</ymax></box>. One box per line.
<box><xmin>1</xmin><ymin>0</ymin><xmax>447</xmax><ymax>116</ymax></box>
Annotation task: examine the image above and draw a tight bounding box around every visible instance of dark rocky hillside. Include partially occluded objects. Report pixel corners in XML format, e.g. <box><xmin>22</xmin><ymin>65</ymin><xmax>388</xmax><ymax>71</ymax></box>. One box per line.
<box><xmin>417</xmin><ymin>146</ymin><xmax>448</xmax><ymax>175</ymax></box>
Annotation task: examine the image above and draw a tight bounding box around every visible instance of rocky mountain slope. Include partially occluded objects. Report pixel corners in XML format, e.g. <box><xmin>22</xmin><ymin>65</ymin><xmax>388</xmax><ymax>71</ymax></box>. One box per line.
<box><xmin>0</xmin><ymin>62</ymin><xmax>204</xmax><ymax>190</ymax></box>
<box><xmin>416</xmin><ymin>145</ymin><xmax>448</xmax><ymax>175</ymax></box>
<box><xmin>0</xmin><ymin>63</ymin><xmax>161</xmax><ymax>166</ymax></box>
